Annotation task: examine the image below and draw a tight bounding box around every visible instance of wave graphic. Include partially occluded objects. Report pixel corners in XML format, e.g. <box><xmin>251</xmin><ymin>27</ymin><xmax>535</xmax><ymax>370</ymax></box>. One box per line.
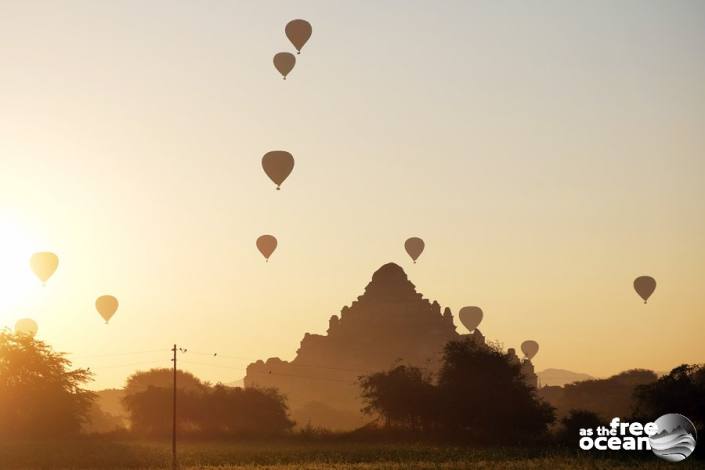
<box><xmin>650</xmin><ymin>430</ymin><xmax>696</xmax><ymax>462</ymax></box>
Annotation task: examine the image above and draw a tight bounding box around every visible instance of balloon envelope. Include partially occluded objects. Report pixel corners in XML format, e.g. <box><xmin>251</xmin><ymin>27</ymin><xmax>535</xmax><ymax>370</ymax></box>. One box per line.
<box><xmin>404</xmin><ymin>237</ymin><xmax>425</xmax><ymax>263</ymax></box>
<box><xmin>521</xmin><ymin>340</ymin><xmax>539</xmax><ymax>360</ymax></box>
<box><xmin>96</xmin><ymin>295</ymin><xmax>119</xmax><ymax>323</ymax></box>
<box><xmin>262</xmin><ymin>151</ymin><xmax>295</xmax><ymax>189</ymax></box>
<box><xmin>273</xmin><ymin>52</ymin><xmax>296</xmax><ymax>79</ymax></box>
<box><xmin>633</xmin><ymin>276</ymin><xmax>656</xmax><ymax>303</ymax></box>
<box><xmin>285</xmin><ymin>19</ymin><xmax>312</xmax><ymax>53</ymax></box>
<box><xmin>256</xmin><ymin>235</ymin><xmax>277</xmax><ymax>261</ymax></box>
<box><xmin>15</xmin><ymin>318</ymin><xmax>38</xmax><ymax>338</ymax></box>
<box><xmin>458</xmin><ymin>306</ymin><xmax>483</xmax><ymax>332</ymax></box>
<box><xmin>30</xmin><ymin>252</ymin><xmax>59</xmax><ymax>284</ymax></box>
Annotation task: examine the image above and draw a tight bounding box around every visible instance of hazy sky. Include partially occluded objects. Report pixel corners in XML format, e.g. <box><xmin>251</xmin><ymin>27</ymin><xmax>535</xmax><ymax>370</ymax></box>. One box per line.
<box><xmin>1</xmin><ymin>1</ymin><xmax>704</xmax><ymax>389</ymax></box>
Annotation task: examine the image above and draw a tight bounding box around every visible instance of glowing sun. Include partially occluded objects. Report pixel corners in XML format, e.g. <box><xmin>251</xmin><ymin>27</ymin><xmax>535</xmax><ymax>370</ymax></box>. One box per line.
<box><xmin>0</xmin><ymin>218</ymin><xmax>42</xmax><ymax>317</ymax></box>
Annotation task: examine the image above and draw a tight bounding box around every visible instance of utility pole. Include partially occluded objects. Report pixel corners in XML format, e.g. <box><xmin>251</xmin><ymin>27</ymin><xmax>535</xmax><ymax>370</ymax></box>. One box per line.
<box><xmin>171</xmin><ymin>344</ymin><xmax>187</xmax><ymax>470</ymax></box>
<box><xmin>171</xmin><ymin>344</ymin><xmax>177</xmax><ymax>470</ymax></box>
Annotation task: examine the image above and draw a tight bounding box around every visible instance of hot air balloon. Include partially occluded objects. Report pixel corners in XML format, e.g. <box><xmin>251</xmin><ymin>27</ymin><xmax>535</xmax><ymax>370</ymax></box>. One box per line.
<box><xmin>521</xmin><ymin>340</ymin><xmax>539</xmax><ymax>360</ymax></box>
<box><xmin>262</xmin><ymin>151</ymin><xmax>295</xmax><ymax>190</ymax></box>
<box><xmin>404</xmin><ymin>237</ymin><xmax>425</xmax><ymax>263</ymax></box>
<box><xmin>458</xmin><ymin>306</ymin><xmax>483</xmax><ymax>332</ymax></box>
<box><xmin>273</xmin><ymin>52</ymin><xmax>296</xmax><ymax>79</ymax></box>
<box><xmin>256</xmin><ymin>235</ymin><xmax>277</xmax><ymax>261</ymax></box>
<box><xmin>285</xmin><ymin>19</ymin><xmax>312</xmax><ymax>54</ymax></box>
<box><xmin>15</xmin><ymin>318</ymin><xmax>38</xmax><ymax>338</ymax></box>
<box><xmin>96</xmin><ymin>295</ymin><xmax>119</xmax><ymax>324</ymax></box>
<box><xmin>634</xmin><ymin>276</ymin><xmax>656</xmax><ymax>304</ymax></box>
<box><xmin>30</xmin><ymin>252</ymin><xmax>59</xmax><ymax>285</ymax></box>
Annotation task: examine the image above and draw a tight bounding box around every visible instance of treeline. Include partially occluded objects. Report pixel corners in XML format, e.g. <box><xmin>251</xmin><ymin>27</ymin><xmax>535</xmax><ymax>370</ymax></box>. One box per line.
<box><xmin>359</xmin><ymin>340</ymin><xmax>704</xmax><ymax>447</ymax></box>
<box><xmin>1</xmin><ymin>330</ymin><xmax>703</xmax><ymax>445</ymax></box>
<box><xmin>0</xmin><ymin>331</ymin><xmax>293</xmax><ymax>439</ymax></box>
<box><xmin>360</xmin><ymin>340</ymin><xmax>555</xmax><ymax>443</ymax></box>
<box><xmin>0</xmin><ymin>331</ymin><xmax>93</xmax><ymax>439</ymax></box>
<box><xmin>552</xmin><ymin>364</ymin><xmax>705</xmax><ymax>455</ymax></box>
<box><xmin>540</xmin><ymin>365</ymin><xmax>705</xmax><ymax>442</ymax></box>
<box><xmin>123</xmin><ymin>369</ymin><xmax>293</xmax><ymax>437</ymax></box>
<box><xmin>539</xmin><ymin>369</ymin><xmax>659</xmax><ymax>421</ymax></box>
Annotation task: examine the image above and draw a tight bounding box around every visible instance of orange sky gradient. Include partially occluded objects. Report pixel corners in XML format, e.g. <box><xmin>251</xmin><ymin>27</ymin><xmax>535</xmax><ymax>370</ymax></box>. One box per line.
<box><xmin>1</xmin><ymin>1</ymin><xmax>704</xmax><ymax>389</ymax></box>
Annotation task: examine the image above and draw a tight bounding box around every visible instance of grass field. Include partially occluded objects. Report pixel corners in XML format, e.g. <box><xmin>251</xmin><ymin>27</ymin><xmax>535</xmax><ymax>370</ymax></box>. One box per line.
<box><xmin>0</xmin><ymin>440</ymin><xmax>702</xmax><ymax>469</ymax></box>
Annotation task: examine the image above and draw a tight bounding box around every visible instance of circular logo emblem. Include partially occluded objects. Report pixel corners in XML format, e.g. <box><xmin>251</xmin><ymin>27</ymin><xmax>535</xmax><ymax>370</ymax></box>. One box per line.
<box><xmin>649</xmin><ymin>414</ymin><xmax>697</xmax><ymax>462</ymax></box>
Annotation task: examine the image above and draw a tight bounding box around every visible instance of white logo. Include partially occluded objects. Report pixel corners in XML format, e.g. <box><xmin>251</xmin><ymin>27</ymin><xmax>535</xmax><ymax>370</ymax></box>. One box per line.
<box><xmin>649</xmin><ymin>414</ymin><xmax>697</xmax><ymax>462</ymax></box>
<box><xmin>578</xmin><ymin>415</ymin><xmax>697</xmax><ymax>462</ymax></box>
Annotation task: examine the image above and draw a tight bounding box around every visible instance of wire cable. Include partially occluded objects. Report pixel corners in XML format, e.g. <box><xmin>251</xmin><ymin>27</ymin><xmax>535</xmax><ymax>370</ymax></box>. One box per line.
<box><xmin>179</xmin><ymin>360</ymin><xmax>357</xmax><ymax>385</ymax></box>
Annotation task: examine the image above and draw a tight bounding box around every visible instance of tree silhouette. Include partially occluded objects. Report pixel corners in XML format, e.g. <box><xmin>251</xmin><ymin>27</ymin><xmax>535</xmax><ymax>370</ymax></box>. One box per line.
<box><xmin>201</xmin><ymin>384</ymin><xmax>294</xmax><ymax>437</ymax></box>
<box><xmin>83</xmin><ymin>400</ymin><xmax>125</xmax><ymax>434</ymax></box>
<box><xmin>540</xmin><ymin>369</ymin><xmax>657</xmax><ymax>421</ymax></box>
<box><xmin>124</xmin><ymin>386</ymin><xmax>202</xmax><ymax>436</ymax></box>
<box><xmin>0</xmin><ymin>331</ymin><xmax>94</xmax><ymax>438</ymax></box>
<box><xmin>436</xmin><ymin>340</ymin><xmax>554</xmax><ymax>442</ymax></box>
<box><xmin>558</xmin><ymin>409</ymin><xmax>602</xmax><ymax>444</ymax></box>
<box><xmin>124</xmin><ymin>368</ymin><xmax>206</xmax><ymax>396</ymax></box>
<box><xmin>633</xmin><ymin>364</ymin><xmax>705</xmax><ymax>431</ymax></box>
<box><xmin>359</xmin><ymin>340</ymin><xmax>554</xmax><ymax>442</ymax></box>
<box><xmin>123</xmin><ymin>369</ymin><xmax>293</xmax><ymax>437</ymax></box>
<box><xmin>360</xmin><ymin>365</ymin><xmax>436</xmax><ymax>431</ymax></box>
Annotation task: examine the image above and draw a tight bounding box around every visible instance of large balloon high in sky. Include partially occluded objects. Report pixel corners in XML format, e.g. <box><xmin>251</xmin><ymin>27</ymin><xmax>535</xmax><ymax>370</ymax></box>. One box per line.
<box><xmin>285</xmin><ymin>19</ymin><xmax>312</xmax><ymax>54</ymax></box>
<box><xmin>30</xmin><ymin>252</ymin><xmax>59</xmax><ymax>285</ymax></box>
<box><xmin>459</xmin><ymin>306</ymin><xmax>483</xmax><ymax>332</ymax></box>
<box><xmin>96</xmin><ymin>295</ymin><xmax>119</xmax><ymax>324</ymax></box>
<box><xmin>273</xmin><ymin>52</ymin><xmax>295</xmax><ymax>79</ymax></box>
<box><xmin>521</xmin><ymin>340</ymin><xmax>539</xmax><ymax>360</ymax></box>
<box><xmin>256</xmin><ymin>235</ymin><xmax>278</xmax><ymax>262</ymax></box>
<box><xmin>262</xmin><ymin>151</ymin><xmax>295</xmax><ymax>190</ymax></box>
<box><xmin>633</xmin><ymin>276</ymin><xmax>656</xmax><ymax>303</ymax></box>
<box><xmin>15</xmin><ymin>318</ymin><xmax>38</xmax><ymax>338</ymax></box>
<box><xmin>404</xmin><ymin>237</ymin><xmax>425</xmax><ymax>263</ymax></box>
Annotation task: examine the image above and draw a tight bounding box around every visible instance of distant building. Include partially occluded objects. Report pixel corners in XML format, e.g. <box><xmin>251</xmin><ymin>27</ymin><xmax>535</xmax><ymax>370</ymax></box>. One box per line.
<box><xmin>506</xmin><ymin>348</ymin><xmax>521</xmax><ymax>366</ymax></box>
<box><xmin>521</xmin><ymin>359</ymin><xmax>538</xmax><ymax>389</ymax></box>
<box><xmin>245</xmin><ymin>262</ymin><xmax>536</xmax><ymax>429</ymax></box>
<box><xmin>468</xmin><ymin>328</ymin><xmax>486</xmax><ymax>346</ymax></box>
<box><xmin>504</xmin><ymin>348</ymin><xmax>538</xmax><ymax>388</ymax></box>
<box><xmin>245</xmin><ymin>263</ymin><xmax>462</xmax><ymax>429</ymax></box>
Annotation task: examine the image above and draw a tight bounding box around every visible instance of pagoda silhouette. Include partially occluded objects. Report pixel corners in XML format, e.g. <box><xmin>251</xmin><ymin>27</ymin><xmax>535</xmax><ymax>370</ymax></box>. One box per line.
<box><xmin>245</xmin><ymin>263</ymin><xmax>489</xmax><ymax>429</ymax></box>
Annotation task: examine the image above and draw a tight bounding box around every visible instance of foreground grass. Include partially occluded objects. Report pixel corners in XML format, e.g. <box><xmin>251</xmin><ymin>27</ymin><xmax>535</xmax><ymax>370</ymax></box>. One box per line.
<box><xmin>0</xmin><ymin>439</ymin><xmax>701</xmax><ymax>469</ymax></box>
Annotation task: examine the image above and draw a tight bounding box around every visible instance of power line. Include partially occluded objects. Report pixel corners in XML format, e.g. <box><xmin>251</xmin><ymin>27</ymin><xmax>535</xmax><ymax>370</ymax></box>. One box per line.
<box><xmin>188</xmin><ymin>351</ymin><xmax>220</xmax><ymax>357</ymax></box>
<box><xmin>248</xmin><ymin>370</ymin><xmax>357</xmax><ymax>385</ymax></box>
<box><xmin>66</xmin><ymin>349</ymin><xmax>170</xmax><ymax>359</ymax></box>
<box><xmin>64</xmin><ymin>347</ymin><xmax>420</xmax><ymax>378</ymax></box>
<box><xmin>85</xmin><ymin>359</ymin><xmax>166</xmax><ymax>370</ymax></box>
<box><xmin>179</xmin><ymin>360</ymin><xmax>356</xmax><ymax>385</ymax></box>
<box><xmin>186</xmin><ymin>351</ymin><xmax>376</xmax><ymax>375</ymax></box>
<box><xmin>171</xmin><ymin>345</ymin><xmax>180</xmax><ymax>470</ymax></box>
